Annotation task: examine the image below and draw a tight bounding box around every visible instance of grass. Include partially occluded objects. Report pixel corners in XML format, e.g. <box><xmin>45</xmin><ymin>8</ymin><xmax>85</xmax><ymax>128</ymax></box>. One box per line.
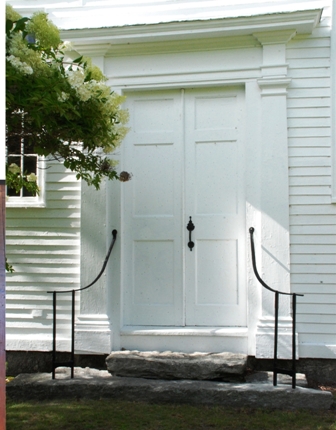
<box><xmin>6</xmin><ymin>397</ymin><xmax>336</xmax><ymax>430</ymax></box>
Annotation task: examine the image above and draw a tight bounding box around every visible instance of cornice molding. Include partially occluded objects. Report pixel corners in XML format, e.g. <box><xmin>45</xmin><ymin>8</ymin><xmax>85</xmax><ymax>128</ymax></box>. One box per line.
<box><xmin>76</xmin><ymin>35</ymin><xmax>261</xmax><ymax>58</ymax></box>
<box><xmin>253</xmin><ymin>29</ymin><xmax>297</xmax><ymax>45</ymax></box>
<box><xmin>60</xmin><ymin>9</ymin><xmax>322</xmax><ymax>55</ymax></box>
<box><xmin>257</xmin><ymin>77</ymin><xmax>292</xmax><ymax>96</ymax></box>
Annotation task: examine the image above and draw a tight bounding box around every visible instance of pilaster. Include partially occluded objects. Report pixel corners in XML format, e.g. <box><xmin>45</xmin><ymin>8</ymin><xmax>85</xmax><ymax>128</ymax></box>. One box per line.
<box><xmin>76</xmin><ymin>179</ymin><xmax>111</xmax><ymax>354</ymax></box>
<box><xmin>75</xmin><ymin>53</ymin><xmax>113</xmax><ymax>354</ymax></box>
<box><xmin>254</xmin><ymin>31</ymin><xmax>294</xmax><ymax>359</ymax></box>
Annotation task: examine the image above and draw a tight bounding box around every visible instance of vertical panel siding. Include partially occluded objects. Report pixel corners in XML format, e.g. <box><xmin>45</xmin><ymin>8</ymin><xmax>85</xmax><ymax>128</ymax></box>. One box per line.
<box><xmin>287</xmin><ymin>6</ymin><xmax>336</xmax><ymax>357</ymax></box>
<box><xmin>6</xmin><ymin>160</ymin><xmax>81</xmax><ymax>351</ymax></box>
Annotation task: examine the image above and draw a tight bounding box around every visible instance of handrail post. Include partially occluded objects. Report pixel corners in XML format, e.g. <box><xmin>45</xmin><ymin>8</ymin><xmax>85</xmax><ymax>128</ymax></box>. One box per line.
<box><xmin>273</xmin><ymin>291</ymin><xmax>279</xmax><ymax>386</ymax></box>
<box><xmin>52</xmin><ymin>291</ymin><xmax>56</xmax><ymax>380</ymax></box>
<box><xmin>292</xmin><ymin>293</ymin><xmax>297</xmax><ymax>388</ymax></box>
<box><xmin>71</xmin><ymin>290</ymin><xmax>75</xmax><ymax>379</ymax></box>
<box><xmin>48</xmin><ymin>229</ymin><xmax>118</xmax><ymax>379</ymax></box>
<box><xmin>249</xmin><ymin>227</ymin><xmax>303</xmax><ymax>389</ymax></box>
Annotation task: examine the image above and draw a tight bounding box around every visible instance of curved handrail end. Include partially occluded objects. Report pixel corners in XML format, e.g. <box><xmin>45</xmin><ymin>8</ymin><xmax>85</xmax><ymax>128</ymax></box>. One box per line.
<box><xmin>249</xmin><ymin>227</ymin><xmax>303</xmax><ymax>297</ymax></box>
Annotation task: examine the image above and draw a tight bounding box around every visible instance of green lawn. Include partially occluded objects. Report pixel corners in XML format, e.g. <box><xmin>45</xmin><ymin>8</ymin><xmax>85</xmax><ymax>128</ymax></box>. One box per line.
<box><xmin>6</xmin><ymin>398</ymin><xmax>336</xmax><ymax>430</ymax></box>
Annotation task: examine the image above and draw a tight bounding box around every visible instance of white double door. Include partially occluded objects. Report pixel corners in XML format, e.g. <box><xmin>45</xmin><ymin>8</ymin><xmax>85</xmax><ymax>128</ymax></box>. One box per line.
<box><xmin>122</xmin><ymin>87</ymin><xmax>246</xmax><ymax>327</ymax></box>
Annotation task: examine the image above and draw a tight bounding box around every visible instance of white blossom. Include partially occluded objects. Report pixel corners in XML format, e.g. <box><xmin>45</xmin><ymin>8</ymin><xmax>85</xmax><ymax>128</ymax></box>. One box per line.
<box><xmin>7</xmin><ymin>54</ymin><xmax>33</xmax><ymax>75</ymax></box>
<box><xmin>59</xmin><ymin>41</ymin><xmax>73</xmax><ymax>51</ymax></box>
<box><xmin>27</xmin><ymin>173</ymin><xmax>37</xmax><ymax>182</ymax></box>
<box><xmin>8</xmin><ymin>163</ymin><xmax>21</xmax><ymax>174</ymax></box>
<box><xmin>66</xmin><ymin>69</ymin><xmax>85</xmax><ymax>88</ymax></box>
<box><xmin>76</xmin><ymin>84</ymin><xmax>92</xmax><ymax>102</ymax></box>
<box><xmin>57</xmin><ymin>91</ymin><xmax>69</xmax><ymax>102</ymax></box>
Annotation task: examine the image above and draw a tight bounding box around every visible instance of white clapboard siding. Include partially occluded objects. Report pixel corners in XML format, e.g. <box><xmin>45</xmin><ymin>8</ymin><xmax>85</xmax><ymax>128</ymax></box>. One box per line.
<box><xmin>289</xmin><ymin>176</ymin><xmax>331</xmax><ymax>186</ymax></box>
<box><xmin>6</xmin><ymin>160</ymin><xmax>81</xmax><ymax>351</ymax></box>
<box><xmin>287</xmin><ymin>5</ymin><xmax>336</xmax><ymax>358</ymax></box>
<box><xmin>5</xmin><ymin>0</ymin><xmax>335</xmax><ymax>358</ymax></box>
<box><xmin>290</xmin><ymin>253</ymin><xmax>335</xmax><ymax>264</ymax></box>
<box><xmin>297</xmin><ymin>313</ymin><xmax>336</xmax><ymax>323</ymax></box>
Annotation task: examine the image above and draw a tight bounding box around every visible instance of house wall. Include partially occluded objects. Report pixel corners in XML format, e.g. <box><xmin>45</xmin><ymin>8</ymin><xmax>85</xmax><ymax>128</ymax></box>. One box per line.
<box><xmin>286</xmin><ymin>5</ymin><xmax>336</xmax><ymax>358</ymax></box>
<box><xmin>5</xmin><ymin>0</ymin><xmax>336</xmax><ymax>359</ymax></box>
<box><xmin>6</xmin><ymin>160</ymin><xmax>81</xmax><ymax>351</ymax></box>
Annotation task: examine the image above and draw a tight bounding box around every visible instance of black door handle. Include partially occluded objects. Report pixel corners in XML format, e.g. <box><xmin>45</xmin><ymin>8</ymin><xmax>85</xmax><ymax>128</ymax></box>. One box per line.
<box><xmin>187</xmin><ymin>216</ymin><xmax>195</xmax><ymax>251</ymax></box>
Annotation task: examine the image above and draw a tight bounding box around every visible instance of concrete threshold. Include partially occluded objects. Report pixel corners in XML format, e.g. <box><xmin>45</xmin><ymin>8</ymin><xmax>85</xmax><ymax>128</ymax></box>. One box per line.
<box><xmin>6</xmin><ymin>367</ymin><xmax>334</xmax><ymax>410</ymax></box>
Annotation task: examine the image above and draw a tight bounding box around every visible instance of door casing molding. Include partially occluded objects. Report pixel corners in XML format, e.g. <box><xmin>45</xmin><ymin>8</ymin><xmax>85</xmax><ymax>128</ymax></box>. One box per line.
<box><xmin>76</xmin><ymin>10</ymin><xmax>321</xmax><ymax>355</ymax></box>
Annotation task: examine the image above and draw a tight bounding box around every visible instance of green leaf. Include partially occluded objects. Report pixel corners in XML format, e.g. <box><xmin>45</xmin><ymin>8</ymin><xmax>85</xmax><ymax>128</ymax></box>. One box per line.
<box><xmin>6</xmin><ymin>12</ymin><xmax>129</xmax><ymax>189</ymax></box>
<box><xmin>73</xmin><ymin>56</ymin><xmax>83</xmax><ymax>64</ymax></box>
<box><xmin>6</xmin><ymin>19</ymin><xmax>14</xmax><ymax>35</ymax></box>
<box><xmin>13</xmin><ymin>17</ymin><xmax>29</xmax><ymax>33</ymax></box>
<box><xmin>6</xmin><ymin>258</ymin><xmax>14</xmax><ymax>273</ymax></box>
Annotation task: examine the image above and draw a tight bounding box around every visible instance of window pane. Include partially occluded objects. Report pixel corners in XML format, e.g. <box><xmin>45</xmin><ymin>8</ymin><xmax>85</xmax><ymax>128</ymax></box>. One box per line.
<box><xmin>23</xmin><ymin>155</ymin><xmax>37</xmax><ymax>174</ymax></box>
<box><xmin>7</xmin><ymin>156</ymin><xmax>22</xmax><ymax>196</ymax></box>
<box><xmin>6</xmin><ymin>135</ymin><xmax>21</xmax><ymax>155</ymax></box>
<box><xmin>23</xmin><ymin>155</ymin><xmax>38</xmax><ymax>197</ymax></box>
<box><xmin>24</xmin><ymin>136</ymin><xmax>35</xmax><ymax>154</ymax></box>
<box><xmin>6</xmin><ymin>113</ymin><xmax>40</xmax><ymax>200</ymax></box>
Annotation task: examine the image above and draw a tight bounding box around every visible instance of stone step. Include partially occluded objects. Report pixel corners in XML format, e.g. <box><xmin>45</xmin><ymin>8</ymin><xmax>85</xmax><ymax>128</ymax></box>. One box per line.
<box><xmin>106</xmin><ymin>350</ymin><xmax>248</xmax><ymax>381</ymax></box>
<box><xmin>246</xmin><ymin>371</ymin><xmax>308</xmax><ymax>387</ymax></box>
<box><xmin>6</xmin><ymin>367</ymin><xmax>334</xmax><ymax>410</ymax></box>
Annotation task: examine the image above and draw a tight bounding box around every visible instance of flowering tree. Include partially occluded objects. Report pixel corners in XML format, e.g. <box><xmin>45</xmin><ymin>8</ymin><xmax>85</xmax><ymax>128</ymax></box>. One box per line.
<box><xmin>6</xmin><ymin>5</ymin><xmax>129</xmax><ymax>195</ymax></box>
<box><xmin>5</xmin><ymin>6</ymin><xmax>130</xmax><ymax>272</ymax></box>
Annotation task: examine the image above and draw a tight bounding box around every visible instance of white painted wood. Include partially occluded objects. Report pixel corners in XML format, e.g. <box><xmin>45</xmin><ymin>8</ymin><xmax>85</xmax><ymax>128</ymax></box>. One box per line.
<box><xmin>298</xmin><ymin>313</ymin><xmax>336</xmax><ymax>323</ymax></box>
<box><xmin>6</xmin><ymin>0</ymin><xmax>326</xmax><ymax>30</ymax></box>
<box><xmin>5</xmin><ymin>1</ymin><xmax>335</xmax><ymax>359</ymax></box>
<box><xmin>75</xmin><ymin>179</ymin><xmax>112</xmax><ymax>354</ymax></box>
<box><xmin>122</xmin><ymin>90</ymin><xmax>184</xmax><ymax>326</ymax></box>
<box><xmin>184</xmin><ymin>87</ymin><xmax>246</xmax><ymax>326</ymax></box>
<box><xmin>332</xmin><ymin>0</ymin><xmax>336</xmax><ymax>202</ymax></box>
<box><xmin>122</xmin><ymin>87</ymin><xmax>246</xmax><ymax>329</ymax></box>
<box><xmin>255</xmin><ymin>38</ymin><xmax>293</xmax><ymax>358</ymax></box>
<box><xmin>6</xmin><ymin>160</ymin><xmax>81</xmax><ymax>351</ymax></box>
<box><xmin>286</xmin><ymin>2</ymin><xmax>336</xmax><ymax>359</ymax></box>
<box><xmin>120</xmin><ymin>327</ymin><xmax>248</xmax><ymax>354</ymax></box>
<box><xmin>291</xmin><ymin>254</ymin><xmax>336</xmax><ymax>265</ymax></box>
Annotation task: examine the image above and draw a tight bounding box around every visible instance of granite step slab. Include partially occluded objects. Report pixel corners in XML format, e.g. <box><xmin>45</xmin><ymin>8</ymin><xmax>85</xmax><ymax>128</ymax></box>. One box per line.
<box><xmin>6</xmin><ymin>367</ymin><xmax>333</xmax><ymax>410</ymax></box>
<box><xmin>246</xmin><ymin>371</ymin><xmax>308</xmax><ymax>387</ymax></box>
<box><xmin>106</xmin><ymin>350</ymin><xmax>247</xmax><ymax>381</ymax></box>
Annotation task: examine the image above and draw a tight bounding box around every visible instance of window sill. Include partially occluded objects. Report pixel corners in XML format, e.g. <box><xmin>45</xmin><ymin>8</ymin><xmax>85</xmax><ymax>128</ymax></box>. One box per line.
<box><xmin>6</xmin><ymin>198</ymin><xmax>46</xmax><ymax>209</ymax></box>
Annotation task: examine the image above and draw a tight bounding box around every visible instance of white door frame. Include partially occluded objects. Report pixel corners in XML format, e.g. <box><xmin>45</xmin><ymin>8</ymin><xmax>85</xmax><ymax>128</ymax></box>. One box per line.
<box><xmin>107</xmin><ymin>59</ymin><xmax>290</xmax><ymax>355</ymax></box>
<box><xmin>75</xmin><ymin>10</ymin><xmax>322</xmax><ymax>356</ymax></box>
<box><xmin>121</xmin><ymin>87</ymin><xmax>247</xmax><ymax>330</ymax></box>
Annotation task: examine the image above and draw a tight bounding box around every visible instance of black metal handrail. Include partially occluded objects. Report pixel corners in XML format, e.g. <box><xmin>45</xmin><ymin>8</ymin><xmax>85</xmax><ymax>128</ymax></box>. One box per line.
<box><xmin>249</xmin><ymin>227</ymin><xmax>303</xmax><ymax>388</ymax></box>
<box><xmin>47</xmin><ymin>229</ymin><xmax>117</xmax><ymax>379</ymax></box>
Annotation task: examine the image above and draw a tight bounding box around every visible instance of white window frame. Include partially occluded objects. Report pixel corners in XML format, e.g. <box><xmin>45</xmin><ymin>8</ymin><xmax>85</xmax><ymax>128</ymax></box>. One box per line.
<box><xmin>6</xmin><ymin>123</ymin><xmax>46</xmax><ymax>208</ymax></box>
<box><xmin>6</xmin><ymin>156</ymin><xmax>46</xmax><ymax>208</ymax></box>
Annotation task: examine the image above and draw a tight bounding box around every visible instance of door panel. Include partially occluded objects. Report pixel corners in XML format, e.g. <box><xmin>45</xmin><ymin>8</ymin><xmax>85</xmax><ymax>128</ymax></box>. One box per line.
<box><xmin>123</xmin><ymin>91</ymin><xmax>183</xmax><ymax>326</ymax></box>
<box><xmin>184</xmin><ymin>88</ymin><xmax>246</xmax><ymax>326</ymax></box>
<box><xmin>132</xmin><ymin>144</ymin><xmax>175</xmax><ymax>216</ymax></box>
<box><xmin>122</xmin><ymin>87</ymin><xmax>246</xmax><ymax>327</ymax></box>
<box><xmin>195</xmin><ymin>239</ymin><xmax>238</xmax><ymax>306</ymax></box>
<box><xmin>133</xmin><ymin>240</ymin><xmax>175</xmax><ymax>305</ymax></box>
<box><xmin>194</xmin><ymin>139</ymin><xmax>239</xmax><ymax>215</ymax></box>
